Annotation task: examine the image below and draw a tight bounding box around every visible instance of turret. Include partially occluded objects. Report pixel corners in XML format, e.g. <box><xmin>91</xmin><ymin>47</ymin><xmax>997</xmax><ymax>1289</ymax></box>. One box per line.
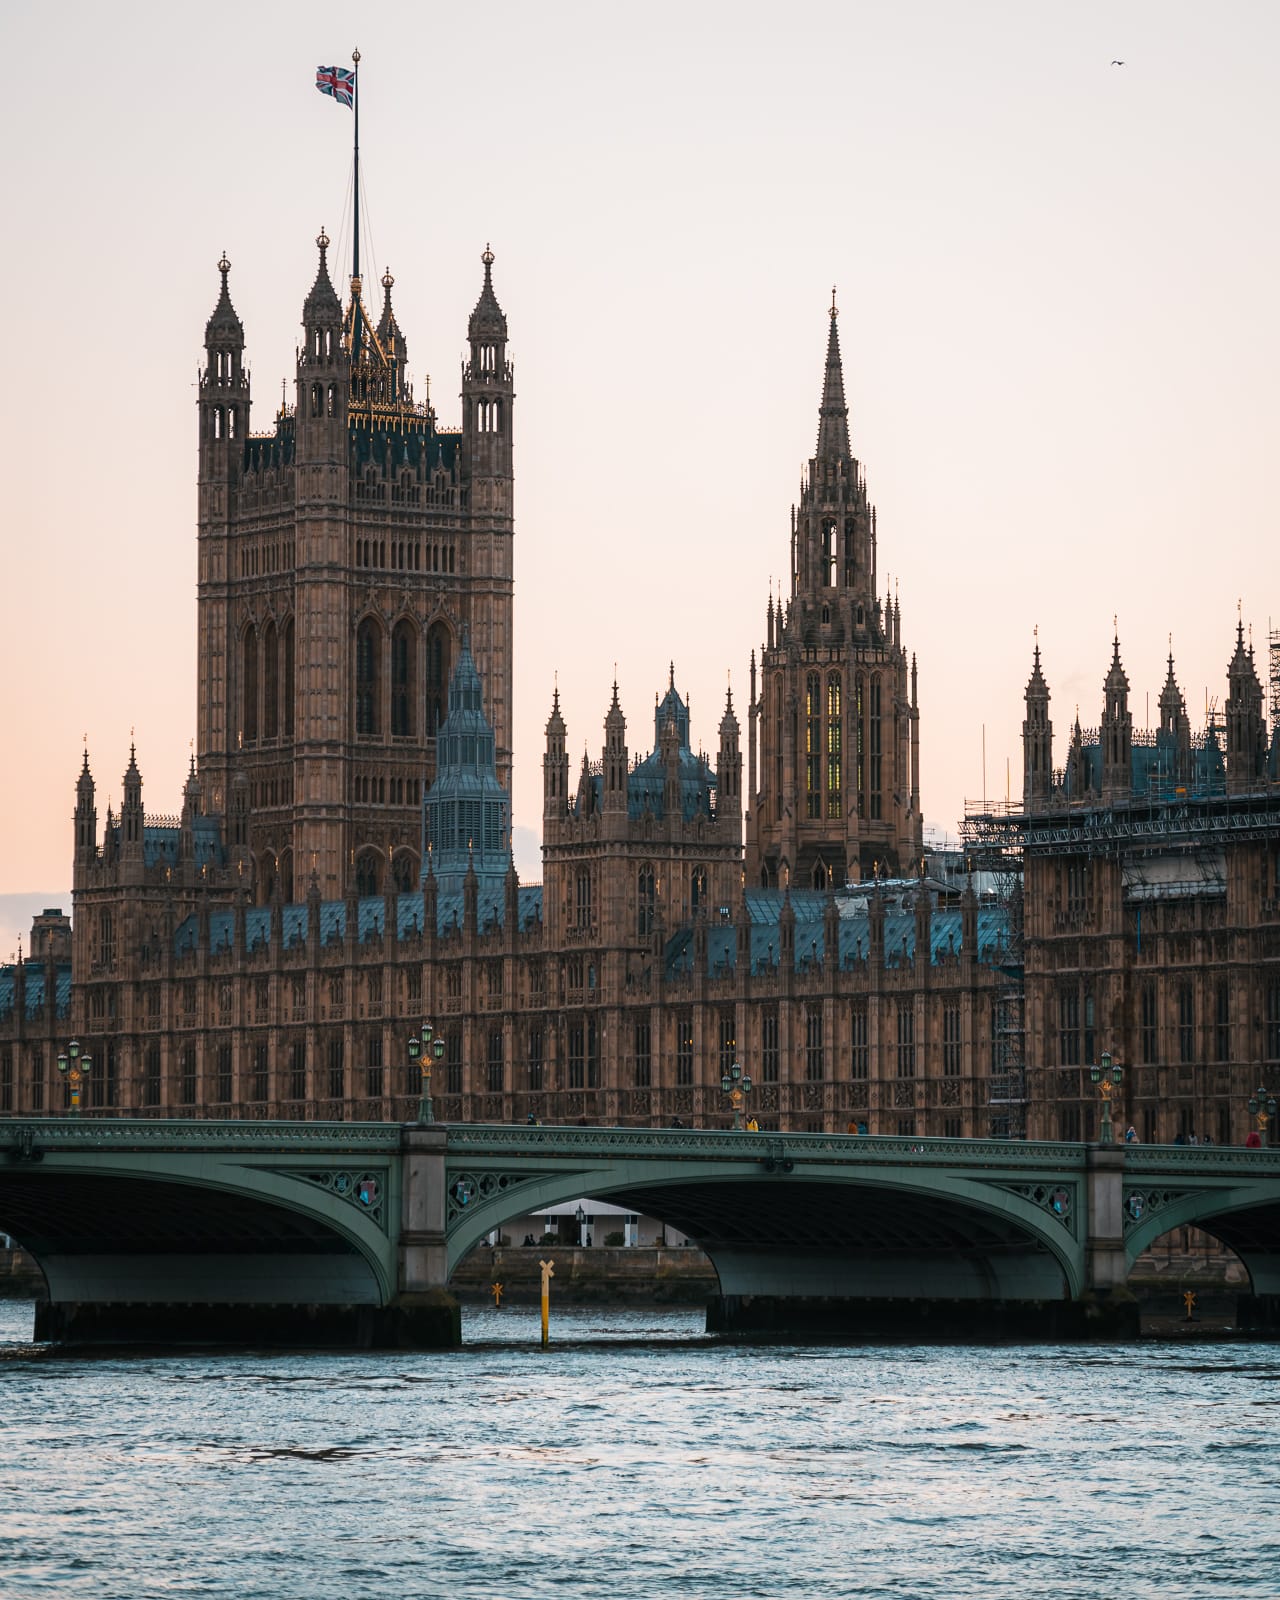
<box><xmin>1100</xmin><ymin>634</ymin><xmax>1132</xmax><ymax>802</ymax></box>
<box><xmin>1226</xmin><ymin>620</ymin><xmax>1266</xmax><ymax>793</ymax></box>
<box><xmin>543</xmin><ymin>687</ymin><xmax>569</xmax><ymax>840</ymax></box>
<box><xmin>462</xmin><ymin>245</ymin><xmax>514</xmax><ymax>487</ymax></box>
<box><xmin>74</xmin><ymin>750</ymin><xmax>97</xmax><ymax>870</ymax></box>
<box><xmin>198</xmin><ymin>253</ymin><xmax>249</xmax><ymax>482</ymax></box>
<box><xmin>716</xmin><ymin>686</ymin><xmax>743</xmax><ymax>839</ymax></box>
<box><xmin>1022</xmin><ymin>638</ymin><xmax>1052</xmax><ymax>808</ymax></box>
<box><xmin>296</xmin><ymin>228</ymin><xmax>347</xmax><ymax>459</ymax></box>
<box><xmin>602</xmin><ymin>681</ymin><xmax>628</xmax><ymax>817</ymax></box>
<box><xmin>121</xmin><ymin>745</ymin><xmax>144</xmax><ymax>861</ymax></box>
<box><xmin>1157</xmin><ymin>648</ymin><xmax>1192</xmax><ymax>784</ymax></box>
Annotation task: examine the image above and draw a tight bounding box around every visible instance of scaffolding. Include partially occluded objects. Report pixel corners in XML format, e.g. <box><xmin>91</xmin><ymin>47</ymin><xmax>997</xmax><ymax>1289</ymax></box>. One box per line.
<box><xmin>1271</xmin><ymin>625</ymin><xmax>1280</xmax><ymax>728</ymax></box>
<box><xmin>961</xmin><ymin>801</ymin><xmax>1027</xmax><ymax>1140</ymax></box>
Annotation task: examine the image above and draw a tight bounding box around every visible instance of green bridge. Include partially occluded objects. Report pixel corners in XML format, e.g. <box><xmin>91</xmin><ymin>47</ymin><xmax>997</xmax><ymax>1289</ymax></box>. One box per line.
<box><xmin>3</xmin><ymin>1120</ymin><xmax>1280</xmax><ymax>1344</ymax></box>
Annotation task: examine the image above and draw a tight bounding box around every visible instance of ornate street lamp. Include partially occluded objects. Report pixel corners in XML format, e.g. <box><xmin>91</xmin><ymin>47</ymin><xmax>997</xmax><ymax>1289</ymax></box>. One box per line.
<box><xmin>1089</xmin><ymin>1050</ymin><xmax>1124</xmax><ymax>1146</ymax></box>
<box><xmin>575</xmin><ymin>1203</ymin><xmax>587</xmax><ymax>1247</ymax></box>
<box><xmin>720</xmin><ymin>1059</ymin><xmax>753</xmax><ymax>1132</ymax></box>
<box><xmin>55</xmin><ymin>1039</ymin><xmax>93</xmax><ymax>1116</ymax></box>
<box><xmin>408</xmin><ymin>1022</ymin><xmax>446</xmax><ymax>1125</ymax></box>
<box><xmin>1247</xmin><ymin>1085</ymin><xmax>1277</xmax><ymax>1147</ymax></box>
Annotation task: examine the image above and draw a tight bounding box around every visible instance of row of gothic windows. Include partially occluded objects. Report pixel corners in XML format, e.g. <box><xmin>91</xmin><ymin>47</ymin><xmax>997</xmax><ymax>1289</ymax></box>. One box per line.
<box><xmin>355</xmin><ymin>618</ymin><xmax>452</xmax><ymax>739</ymax></box>
<box><xmin>242</xmin><ymin>618</ymin><xmax>296</xmax><ymax>745</ymax></box>
<box><xmin>799</xmin><ymin>671</ymin><xmax>881</xmax><ymax>822</ymax></box>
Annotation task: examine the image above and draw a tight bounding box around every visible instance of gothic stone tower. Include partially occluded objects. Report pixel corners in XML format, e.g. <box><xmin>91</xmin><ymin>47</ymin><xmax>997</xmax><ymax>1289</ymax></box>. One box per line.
<box><xmin>196</xmin><ymin>238</ymin><xmax>514</xmax><ymax>901</ymax></box>
<box><xmin>746</xmin><ymin>299</ymin><xmax>922</xmax><ymax>889</ymax></box>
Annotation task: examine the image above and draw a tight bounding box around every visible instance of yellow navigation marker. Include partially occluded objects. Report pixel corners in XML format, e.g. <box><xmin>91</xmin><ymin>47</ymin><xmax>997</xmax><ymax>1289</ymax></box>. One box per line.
<box><xmin>1183</xmin><ymin>1289</ymin><xmax>1197</xmax><ymax>1321</ymax></box>
<box><xmin>490</xmin><ymin>1281</ymin><xmax>504</xmax><ymax>1308</ymax></box>
<box><xmin>539</xmin><ymin>1258</ymin><xmax>555</xmax><ymax>1348</ymax></box>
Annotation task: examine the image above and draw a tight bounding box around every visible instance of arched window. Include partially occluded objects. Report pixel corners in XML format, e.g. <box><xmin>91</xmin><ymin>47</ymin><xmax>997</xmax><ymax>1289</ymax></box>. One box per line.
<box><xmin>262</xmin><ymin>621</ymin><xmax>278</xmax><ymax>740</ymax></box>
<box><xmin>356</xmin><ymin>618</ymin><xmax>382</xmax><ymax>736</ymax></box>
<box><xmin>821</xmin><ymin>518</ymin><xmax>836</xmax><ymax>585</ymax></box>
<box><xmin>637</xmin><ymin>864</ymin><xmax>656</xmax><ymax>938</ymax></box>
<box><xmin>242</xmin><ymin>625</ymin><xmax>259</xmax><ymax>745</ymax></box>
<box><xmin>391</xmin><ymin>619</ymin><xmax>416</xmax><ymax>737</ymax></box>
<box><xmin>805</xmin><ymin>672</ymin><xmax>821</xmax><ymax>819</ymax></box>
<box><xmin>425</xmin><ymin>621</ymin><xmax>452</xmax><ymax>736</ymax></box>
<box><xmin>282</xmin><ymin>617</ymin><xmax>295</xmax><ymax>739</ymax></box>
<box><xmin>392</xmin><ymin>852</ymin><xmax>417</xmax><ymax>893</ymax></box>
<box><xmin>691</xmin><ymin>867</ymin><xmax>707</xmax><ymax>913</ymax></box>
<box><xmin>870</xmin><ymin>675</ymin><xmax>882</xmax><ymax>821</ymax></box>
<box><xmin>355</xmin><ymin>851</ymin><xmax>381</xmax><ymax>897</ymax></box>
<box><xmin>826</xmin><ymin>674</ymin><xmax>841</xmax><ymax>819</ymax></box>
<box><xmin>576</xmin><ymin>869</ymin><xmax>592</xmax><ymax>930</ymax></box>
<box><xmin>279</xmin><ymin>850</ymin><xmax>294</xmax><ymax>904</ymax></box>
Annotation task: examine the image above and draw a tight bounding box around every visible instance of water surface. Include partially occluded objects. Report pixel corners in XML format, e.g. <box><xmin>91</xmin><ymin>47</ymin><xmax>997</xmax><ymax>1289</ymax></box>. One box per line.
<box><xmin>1</xmin><ymin>1299</ymin><xmax>1276</xmax><ymax>1598</ymax></box>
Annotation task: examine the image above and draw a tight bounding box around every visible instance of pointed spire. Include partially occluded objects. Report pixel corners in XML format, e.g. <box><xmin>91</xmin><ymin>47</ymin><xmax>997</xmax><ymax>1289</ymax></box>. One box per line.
<box><xmin>468</xmin><ymin>242</ymin><xmax>508</xmax><ymax>340</ymax></box>
<box><xmin>304</xmin><ymin>227</ymin><xmax>342</xmax><ymax>322</ymax></box>
<box><xmin>205</xmin><ymin>252</ymin><xmax>243</xmax><ymax>344</ymax></box>
<box><xmin>815</xmin><ymin>290</ymin><xmax>851</xmax><ymax>462</ymax></box>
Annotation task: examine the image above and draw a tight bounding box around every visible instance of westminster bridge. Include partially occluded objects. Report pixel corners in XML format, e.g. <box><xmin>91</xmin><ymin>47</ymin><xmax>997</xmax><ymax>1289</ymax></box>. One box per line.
<box><xmin>3</xmin><ymin>1119</ymin><xmax>1280</xmax><ymax>1344</ymax></box>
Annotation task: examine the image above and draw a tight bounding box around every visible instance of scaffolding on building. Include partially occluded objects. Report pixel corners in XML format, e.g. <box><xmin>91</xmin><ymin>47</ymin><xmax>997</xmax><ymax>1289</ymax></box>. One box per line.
<box><xmin>1270</xmin><ymin>625</ymin><xmax>1280</xmax><ymax>728</ymax></box>
<box><xmin>960</xmin><ymin>800</ymin><xmax>1027</xmax><ymax>1141</ymax></box>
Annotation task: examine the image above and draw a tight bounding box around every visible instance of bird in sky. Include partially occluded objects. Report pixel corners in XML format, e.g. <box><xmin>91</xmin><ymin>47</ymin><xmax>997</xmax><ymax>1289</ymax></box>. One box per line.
<box><xmin>1111</xmin><ymin>59</ymin><xmax>1125</xmax><ymax>66</ymax></box>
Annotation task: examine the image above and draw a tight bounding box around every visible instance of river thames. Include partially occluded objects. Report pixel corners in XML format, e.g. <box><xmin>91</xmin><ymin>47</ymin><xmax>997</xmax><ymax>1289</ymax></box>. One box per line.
<box><xmin>1</xmin><ymin>1298</ymin><xmax>1277</xmax><ymax>1598</ymax></box>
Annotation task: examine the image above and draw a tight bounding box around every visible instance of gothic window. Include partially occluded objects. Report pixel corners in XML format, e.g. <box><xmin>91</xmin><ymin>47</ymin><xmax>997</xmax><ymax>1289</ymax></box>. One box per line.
<box><xmin>528</xmin><ymin>1026</ymin><xmax>545</xmax><ymax>1092</ymax></box>
<box><xmin>425</xmin><ymin>621</ymin><xmax>451</xmax><ymax>736</ymax></box>
<box><xmin>896</xmin><ymin>1004</ymin><xmax>915</xmax><ymax>1077</ymax></box>
<box><xmin>393</xmin><ymin>853</ymin><xmax>416</xmax><ymax>893</ymax></box>
<box><xmin>633</xmin><ymin>1020</ymin><xmax>651</xmax><ymax>1087</ymax></box>
<box><xmin>487</xmin><ymin>1030</ymin><xmax>504</xmax><ymax>1094</ymax></box>
<box><xmin>1141</xmin><ymin>982</ymin><xmax>1158</xmax><ymax>1064</ymax></box>
<box><xmin>805</xmin><ymin>1007</ymin><xmax>824</xmax><ymax>1080</ymax></box>
<box><xmin>637</xmin><ymin>865</ymin><xmax>656</xmax><ymax>939</ymax></box>
<box><xmin>943</xmin><ymin>1003</ymin><xmax>962</xmax><ymax>1077</ymax></box>
<box><xmin>1215</xmin><ymin>980</ymin><xmax>1230</xmax><ymax>1063</ymax></box>
<box><xmin>446</xmin><ymin>1032</ymin><xmax>463</xmax><ymax>1096</ymax></box>
<box><xmin>806</xmin><ymin>672</ymin><xmax>821</xmax><ymax>819</ymax></box>
<box><xmin>576</xmin><ymin>869</ymin><xmax>592</xmax><ymax>929</ymax></box>
<box><xmin>243</xmin><ymin>625</ymin><xmax>259</xmax><ymax>745</ymax></box>
<box><xmin>568</xmin><ymin>1023</ymin><xmax>585</xmax><ymax>1089</ymax></box>
<box><xmin>144</xmin><ymin>1043</ymin><xmax>161</xmax><ymax>1109</ymax></box>
<box><xmin>870</xmin><ymin>676</ymin><xmax>882</xmax><ymax>820</ymax></box>
<box><xmin>821</xmin><ymin>518</ymin><xmax>837</xmax><ymax>586</ymax></box>
<box><xmin>391</xmin><ymin>619</ymin><xmax>416</xmax><ymax>737</ymax></box>
<box><xmin>762</xmin><ymin>1008</ymin><xmax>779</xmax><ymax>1082</ymax></box>
<box><xmin>1266</xmin><ymin>982</ymin><xmax>1280</xmax><ymax>1062</ymax></box>
<box><xmin>356</xmin><ymin>851</ymin><xmax>381</xmax><ymax>897</ymax></box>
<box><xmin>365</xmin><ymin>1036</ymin><xmax>384</xmax><ymax>1099</ymax></box>
<box><xmin>855</xmin><ymin>675</ymin><xmax>866</xmax><ymax>819</ymax></box>
<box><xmin>180</xmin><ymin>1046</ymin><xmax>197</xmax><ymax>1105</ymax></box>
<box><xmin>215</xmin><ymin>1044</ymin><xmax>233</xmax><ymax>1105</ymax></box>
<box><xmin>843</xmin><ymin>517</ymin><xmax>856</xmax><ymax>587</ymax></box>
<box><xmin>1178</xmin><ymin>984</ymin><xmax>1195</xmax><ymax>1065</ymax></box>
<box><xmin>826</xmin><ymin>675</ymin><xmax>842</xmax><ymax>819</ymax></box>
<box><xmin>718</xmin><ymin>1012</ymin><xmax>736</xmax><ymax>1079</ymax></box>
<box><xmin>1059</xmin><ymin>988</ymin><xmax>1081</xmax><ymax>1066</ymax></box>
<box><xmin>280</xmin><ymin>618</ymin><xmax>294</xmax><ymax>731</ymax></box>
<box><xmin>262</xmin><ymin>621</ymin><xmax>278</xmax><ymax>740</ymax></box>
<box><xmin>356</xmin><ymin>618</ymin><xmax>381</xmax><ymax>737</ymax></box>
<box><xmin>676</xmin><ymin>1013</ymin><xmax>694</xmax><ymax>1086</ymax></box>
<box><xmin>851</xmin><ymin>1004</ymin><xmax>868</xmax><ymax>1079</ymax></box>
<box><xmin>252</xmin><ymin>1041</ymin><xmax>269</xmax><ymax>1103</ymax></box>
<box><xmin>327</xmin><ymin>1037</ymin><xmax>345</xmax><ymax>1100</ymax></box>
<box><xmin>1083</xmin><ymin>989</ymin><xmax>1096</xmax><ymax>1066</ymax></box>
<box><xmin>691</xmin><ymin>868</ymin><xmax>707</xmax><ymax>914</ymax></box>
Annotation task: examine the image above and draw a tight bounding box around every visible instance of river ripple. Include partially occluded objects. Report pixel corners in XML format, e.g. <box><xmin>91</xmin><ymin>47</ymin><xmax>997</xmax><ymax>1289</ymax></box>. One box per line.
<box><xmin>0</xmin><ymin>1299</ymin><xmax>1277</xmax><ymax>1598</ymax></box>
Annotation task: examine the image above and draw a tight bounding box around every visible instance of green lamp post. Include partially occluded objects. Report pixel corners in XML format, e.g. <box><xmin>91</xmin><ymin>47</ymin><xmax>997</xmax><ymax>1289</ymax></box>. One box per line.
<box><xmin>720</xmin><ymin>1059</ymin><xmax>753</xmax><ymax>1132</ymax></box>
<box><xmin>1247</xmin><ymin>1085</ymin><xmax>1277</xmax><ymax>1148</ymax></box>
<box><xmin>1089</xmin><ymin>1049</ymin><xmax>1124</xmax><ymax>1145</ymax></box>
<box><xmin>55</xmin><ymin>1039</ymin><xmax>93</xmax><ymax>1116</ymax></box>
<box><xmin>408</xmin><ymin>1022</ymin><xmax>446</xmax><ymax>1124</ymax></box>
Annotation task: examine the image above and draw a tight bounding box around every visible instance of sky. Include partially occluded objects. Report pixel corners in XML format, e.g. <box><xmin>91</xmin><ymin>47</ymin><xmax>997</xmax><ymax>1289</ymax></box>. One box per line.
<box><xmin>2</xmin><ymin>0</ymin><xmax>1278</xmax><ymax>957</ymax></box>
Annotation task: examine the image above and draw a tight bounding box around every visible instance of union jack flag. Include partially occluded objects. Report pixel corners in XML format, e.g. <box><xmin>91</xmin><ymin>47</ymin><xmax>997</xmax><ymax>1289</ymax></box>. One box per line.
<box><xmin>315</xmin><ymin>65</ymin><xmax>356</xmax><ymax>108</ymax></box>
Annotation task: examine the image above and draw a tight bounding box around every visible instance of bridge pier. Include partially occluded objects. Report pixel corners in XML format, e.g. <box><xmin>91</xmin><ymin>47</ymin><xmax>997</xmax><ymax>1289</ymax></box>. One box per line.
<box><xmin>392</xmin><ymin>1125</ymin><xmax>460</xmax><ymax>1348</ymax></box>
<box><xmin>706</xmin><ymin>1294</ymin><xmax>1138</xmax><ymax>1341</ymax></box>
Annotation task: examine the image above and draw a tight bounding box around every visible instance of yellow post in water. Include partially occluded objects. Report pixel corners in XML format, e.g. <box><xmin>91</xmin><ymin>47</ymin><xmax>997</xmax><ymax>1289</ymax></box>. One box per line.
<box><xmin>1183</xmin><ymin>1289</ymin><xmax>1197</xmax><ymax>1321</ymax></box>
<box><xmin>490</xmin><ymin>1281</ymin><xmax>504</xmax><ymax>1308</ymax></box>
<box><xmin>539</xmin><ymin>1258</ymin><xmax>555</xmax><ymax>1348</ymax></box>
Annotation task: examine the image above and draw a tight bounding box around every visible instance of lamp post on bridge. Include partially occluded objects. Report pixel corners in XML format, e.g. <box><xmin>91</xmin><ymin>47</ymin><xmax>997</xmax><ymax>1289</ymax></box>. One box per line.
<box><xmin>720</xmin><ymin>1059</ymin><xmax>753</xmax><ymax>1132</ymax></box>
<box><xmin>55</xmin><ymin>1039</ymin><xmax>92</xmax><ymax>1116</ymax></box>
<box><xmin>1089</xmin><ymin>1050</ymin><xmax>1124</xmax><ymax>1145</ymax></box>
<box><xmin>1247</xmin><ymin>1085</ymin><xmax>1277</xmax><ymax>1147</ymax></box>
<box><xmin>408</xmin><ymin>1022</ymin><xmax>446</xmax><ymax>1125</ymax></box>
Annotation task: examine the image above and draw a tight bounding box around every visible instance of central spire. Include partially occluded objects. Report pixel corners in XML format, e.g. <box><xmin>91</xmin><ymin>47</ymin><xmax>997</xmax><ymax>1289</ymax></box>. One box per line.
<box><xmin>815</xmin><ymin>289</ymin><xmax>851</xmax><ymax>462</ymax></box>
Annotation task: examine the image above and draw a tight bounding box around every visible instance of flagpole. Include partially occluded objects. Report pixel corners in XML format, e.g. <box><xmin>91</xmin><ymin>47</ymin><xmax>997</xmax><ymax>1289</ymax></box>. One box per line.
<box><xmin>351</xmin><ymin>47</ymin><xmax>361</xmax><ymax>286</ymax></box>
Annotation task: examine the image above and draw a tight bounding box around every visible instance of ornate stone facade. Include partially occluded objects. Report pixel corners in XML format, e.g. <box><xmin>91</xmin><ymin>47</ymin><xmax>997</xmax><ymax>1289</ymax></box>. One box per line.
<box><xmin>2</xmin><ymin>258</ymin><xmax>1019</xmax><ymax>1135</ymax></box>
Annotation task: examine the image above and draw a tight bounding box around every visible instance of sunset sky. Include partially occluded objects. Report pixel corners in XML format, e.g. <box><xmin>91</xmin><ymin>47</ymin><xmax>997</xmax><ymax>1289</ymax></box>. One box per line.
<box><xmin>2</xmin><ymin>1</ymin><xmax>1277</xmax><ymax>956</ymax></box>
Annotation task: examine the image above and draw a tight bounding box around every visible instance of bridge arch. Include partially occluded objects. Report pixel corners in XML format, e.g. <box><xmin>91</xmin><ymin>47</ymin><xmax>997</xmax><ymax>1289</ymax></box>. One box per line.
<box><xmin>444</xmin><ymin>1145</ymin><xmax>1084</xmax><ymax>1301</ymax></box>
<box><xmin>1125</xmin><ymin>1182</ymin><xmax>1280</xmax><ymax>1296</ymax></box>
<box><xmin>0</xmin><ymin>1148</ymin><xmax>398</xmax><ymax>1310</ymax></box>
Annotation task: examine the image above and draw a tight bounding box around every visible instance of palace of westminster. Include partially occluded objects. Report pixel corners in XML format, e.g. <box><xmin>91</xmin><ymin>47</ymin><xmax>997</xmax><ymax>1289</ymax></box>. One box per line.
<box><xmin>3</xmin><ymin>226</ymin><xmax>1280</xmax><ymax>1146</ymax></box>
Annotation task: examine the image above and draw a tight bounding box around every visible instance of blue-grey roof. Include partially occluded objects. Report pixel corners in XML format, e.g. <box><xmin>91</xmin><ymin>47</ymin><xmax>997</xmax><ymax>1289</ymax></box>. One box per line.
<box><xmin>0</xmin><ymin>962</ymin><xmax>72</xmax><ymax>1021</ymax></box>
<box><xmin>663</xmin><ymin>889</ymin><xmax>1012</xmax><ymax>978</ymax></box>
<box><xmin>139</xmin><ymin>817</ymin><xmax>224</xmax><ymax>870</ymax></box>
<box><xmin>174</xmin><ymin>885</ymin><xmax>545</xmax><ymax>956</ymax></box>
